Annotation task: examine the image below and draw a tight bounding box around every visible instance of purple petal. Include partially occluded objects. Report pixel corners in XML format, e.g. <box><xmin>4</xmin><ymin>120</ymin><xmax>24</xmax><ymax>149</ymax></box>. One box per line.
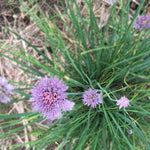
<box><xmin>0</xmin><ymin>95</ymin><xmax>11</xmax><ymax>103</ymax></box>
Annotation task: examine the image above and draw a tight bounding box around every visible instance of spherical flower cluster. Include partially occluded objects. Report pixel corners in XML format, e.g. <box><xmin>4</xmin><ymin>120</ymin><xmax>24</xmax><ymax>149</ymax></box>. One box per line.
<box><xmin>128</xmin><ymin>130</ymin><xmax>133</xmax><ymax>135</ymax></box>
<box><xmin>134</xmin><ymin>15</ymin><xmax>150</xmax><ymax>30</ymax></box>
<box><xmin>116</xmin><ymin>96</ymin><xmax>130</xmax><ymax>109</ymax></box>
<box><xmin>83</xmin><ymin>88</ymin><xmax>102</xmax><ymax>108</ymax></box>
<box><xmin>0</xmin><ymin>77</ymin><xmax>14</xmax><ymax>103</ymax></box>
<box><xmin>30</xmin><ymin>76</ymin><xmax>75</xmax><ymax>121</ymax></box>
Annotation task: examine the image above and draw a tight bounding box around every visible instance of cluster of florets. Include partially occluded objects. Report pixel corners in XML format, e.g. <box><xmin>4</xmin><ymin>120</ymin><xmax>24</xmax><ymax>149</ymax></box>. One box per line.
<box><xmin>116</xmin><ymin>96</ymin><xmax>130</xmax><ymax>109</ymax></box>
<box><xmin>30</xmin><ymin>76</ymin><xmax>131</xmax><ymax>121</ymax></box>
<box><xmin>83</xmin><ymin>88</ymin><xmax>102</xmax><ymax>108</ymax></box>
<box><xmin>134</xmin><ymin>15</ymin><xmax>150</xmax><ymax>30</ymax></box>
<box><xmin>0</xmin><ymin>77</ymin><xmax>14</xmax><ymax>104</ymax></box>
<box><xmin>30</xmin><ymin>76</ymin><xmax>75</xmax><ymax>121</ymax></box>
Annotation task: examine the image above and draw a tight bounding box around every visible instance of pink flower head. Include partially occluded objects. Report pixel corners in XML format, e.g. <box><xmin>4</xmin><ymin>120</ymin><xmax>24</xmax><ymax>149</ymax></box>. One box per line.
<box><xmin>83</xmin><ymin>88</ymin><xmax>102</xmax><ymax>108</ymax></box>
<box><xmin>116</xmin><ymin>96</ymin><xmax>130</xmax><ymax>109</ymax></box>
<box><xmin>0</xmin><ymin>77</ymin><xmax>14</xmax><ymax>104</ymax></box>
<box><xmin>30</xmin><ymin>76</ymin><xmax>75</xmax><ymax>121</ymax></box>
<box><xmin>128</xmin><ymin>130</ymin><xmax>133</xmax><ymax>134</ymax></box>
<box><xmin>134</xmin><ymin>15</ymin><xmax>150</xmax><ymax>30</ymax></box>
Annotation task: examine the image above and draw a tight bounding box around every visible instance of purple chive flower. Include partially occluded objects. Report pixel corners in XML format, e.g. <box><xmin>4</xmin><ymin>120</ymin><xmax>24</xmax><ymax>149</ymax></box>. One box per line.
<box><xmin>116</xmin><ymin>96</ymin><xmax>130</xmax><ymax>109</ymax></box>
<box><xmin>0</xmin><ymin>77</ymin><xmax>14</xmax><ymax>104</ymax></box>
<box><xmin>134</xmin><ymin>15</ymin><xmax>150</xmax><ymax>30</ymax></box>
<box><xmin>83</xmin><ymin>88</ymin><xmax>102</xmax><ymax>108</ymax></box>
<box><xmin>128</xmin><ymin>130</ymin><xmax>133</xmax><ymax>134</ymax></box>
<box><xmin>30</xmin><ymin>76</ymin><xmax>75</xmax><ymax>121</ymax></box>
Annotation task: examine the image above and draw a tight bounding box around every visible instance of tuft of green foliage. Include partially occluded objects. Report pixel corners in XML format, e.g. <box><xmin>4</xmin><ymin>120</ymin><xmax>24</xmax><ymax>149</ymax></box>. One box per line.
<box><xmin>0</xmin><ymin>0</ymin><xmax>150</xmax><ymax>149</ymax></box>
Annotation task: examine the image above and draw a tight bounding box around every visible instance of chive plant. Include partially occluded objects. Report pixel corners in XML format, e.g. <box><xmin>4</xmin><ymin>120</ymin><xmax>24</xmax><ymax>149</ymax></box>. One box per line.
<box><xmin>0</xmin><ymin>0</ymin><xmax>150</xmax><ymax>149</ymax></box>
